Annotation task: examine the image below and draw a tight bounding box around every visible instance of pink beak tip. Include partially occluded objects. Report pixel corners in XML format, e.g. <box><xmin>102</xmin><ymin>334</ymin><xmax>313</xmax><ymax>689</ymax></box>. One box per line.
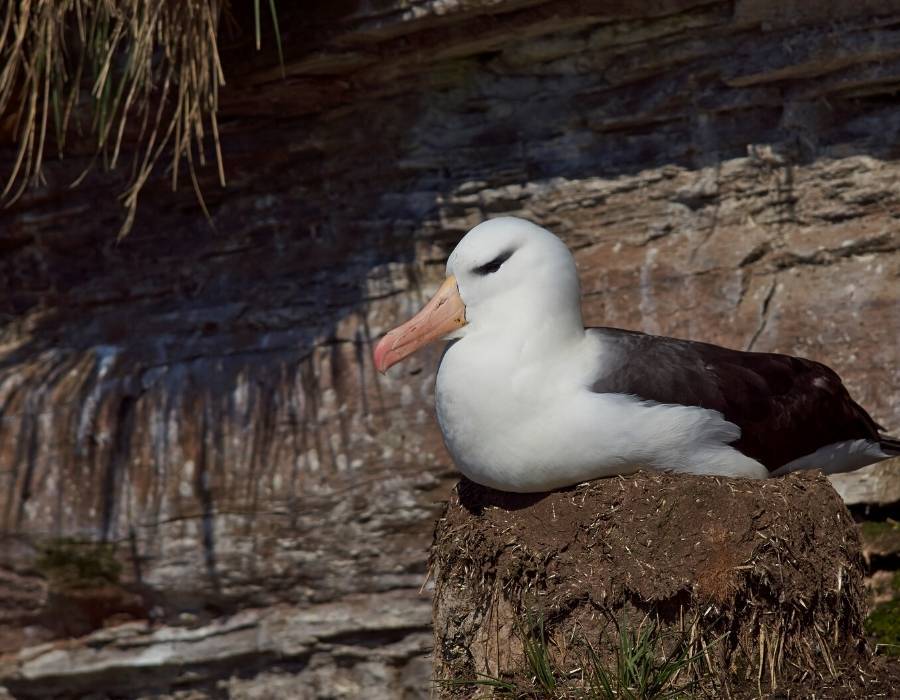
<box><xmin>372</xmin><ymin>337</ymin><xmax>391</xmax><ymax>374</ymax></box>
<box><xmin>370</xmin><ymin>276</ymin><xmax>465</xmax><ymax>376</ymax></box>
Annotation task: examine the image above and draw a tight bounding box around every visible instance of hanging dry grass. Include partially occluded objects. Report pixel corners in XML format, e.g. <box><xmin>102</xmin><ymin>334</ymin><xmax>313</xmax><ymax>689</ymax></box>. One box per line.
<box><xmin>0</xmin><ymin>1</ymin><xmax>280</xmax><ymax>237</ymax></box>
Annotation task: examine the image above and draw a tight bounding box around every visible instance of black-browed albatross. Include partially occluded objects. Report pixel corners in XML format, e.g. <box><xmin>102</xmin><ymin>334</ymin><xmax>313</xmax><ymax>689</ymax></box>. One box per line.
<box><xmin>374</xmin><ymin>217</ymin><xmax>899</xmax><ymax>493</ymax></box>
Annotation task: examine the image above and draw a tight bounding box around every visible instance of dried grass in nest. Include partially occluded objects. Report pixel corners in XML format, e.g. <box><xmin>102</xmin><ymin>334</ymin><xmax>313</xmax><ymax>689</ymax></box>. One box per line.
<box><xmin>431</xmin><ymin>472</ymin><xmax>869</xmax><ymax>696</ymax></box>
<box><xmin>0</xmin><ymin>0</ymin><xmax>280</xmax><ymax>237</ymax></box>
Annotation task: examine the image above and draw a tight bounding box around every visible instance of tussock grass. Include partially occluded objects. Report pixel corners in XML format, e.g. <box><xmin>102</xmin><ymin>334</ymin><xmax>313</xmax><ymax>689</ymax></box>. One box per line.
<box><xmin>442</xmin><ymin>612</ymin><xmax>710</xmax><ymax>699</ymax></box>
<box><xmin>0</xmin><ymin>1</ymin><xmax>282</xmax><ymax>237</ymax></box>
<box><xmin>580</xmin><ymin>618</ymin><xmax>710</xmax><ymax>700</ymax></box>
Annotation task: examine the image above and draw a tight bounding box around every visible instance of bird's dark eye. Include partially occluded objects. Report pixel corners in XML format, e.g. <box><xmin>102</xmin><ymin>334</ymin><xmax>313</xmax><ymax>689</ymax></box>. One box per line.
<box><xmin>473</xmin><ymin>249</ymin><xmax>514</xmax><ymax>276</ymax></box>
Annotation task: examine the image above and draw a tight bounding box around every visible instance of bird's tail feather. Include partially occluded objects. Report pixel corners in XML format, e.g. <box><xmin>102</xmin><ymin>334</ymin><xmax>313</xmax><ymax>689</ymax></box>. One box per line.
<box><xmin>880</xmin><ymin>435</ymin><xmax>900</xmax><ymax>456</ymax></box>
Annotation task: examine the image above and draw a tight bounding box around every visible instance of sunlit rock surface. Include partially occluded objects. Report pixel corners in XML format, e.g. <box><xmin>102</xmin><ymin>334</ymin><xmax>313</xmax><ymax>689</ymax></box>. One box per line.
<box><xmin>1</xmin><ymin>0</ymin><xmax>899</xmax><ymax>696</ymax></box>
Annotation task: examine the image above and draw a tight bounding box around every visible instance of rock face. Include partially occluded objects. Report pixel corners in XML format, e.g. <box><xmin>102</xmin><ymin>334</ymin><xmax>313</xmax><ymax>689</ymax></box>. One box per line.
<box><xmin>3</xmin><ymin>593</ymin><xmax>431</xmax><ymax>700</ymax></box>
<box><xmin>432</xmin><ymin>472</ymin><xmax>869</xmax><ymax>696</ymax></box>
<box><xmin>1</xmin><ymin>0</ymin><xmax>899</xmax><ymax>696</ymax></box>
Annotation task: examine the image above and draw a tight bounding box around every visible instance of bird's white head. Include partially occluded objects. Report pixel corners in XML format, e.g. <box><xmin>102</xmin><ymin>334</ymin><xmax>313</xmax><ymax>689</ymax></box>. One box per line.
<box><xmin>374</xmin><ymin>217</ymin><xmax>583</xmax><ymax>373</ymax></box>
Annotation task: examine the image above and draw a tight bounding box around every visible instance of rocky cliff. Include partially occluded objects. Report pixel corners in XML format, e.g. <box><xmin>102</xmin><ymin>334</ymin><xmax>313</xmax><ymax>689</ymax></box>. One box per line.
<box><xmin>1</xmin><ymin>1</ymin><xmax>899</xmax><ymax>697</ymax></box>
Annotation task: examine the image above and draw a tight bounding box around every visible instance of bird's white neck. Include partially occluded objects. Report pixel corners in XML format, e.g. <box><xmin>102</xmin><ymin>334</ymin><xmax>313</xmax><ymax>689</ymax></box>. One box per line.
<box><xmin>463</xmin><ymin>272</ymin><xmax>585</xmax><ymax>347</ymax></box>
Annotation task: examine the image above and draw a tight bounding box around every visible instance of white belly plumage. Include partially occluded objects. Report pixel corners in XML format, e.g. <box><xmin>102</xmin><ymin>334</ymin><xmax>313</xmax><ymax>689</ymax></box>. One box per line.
<box><xmin>435</xmin><ymin>337</ymin><xmax>769</xmax><ymax>492</ymax></box>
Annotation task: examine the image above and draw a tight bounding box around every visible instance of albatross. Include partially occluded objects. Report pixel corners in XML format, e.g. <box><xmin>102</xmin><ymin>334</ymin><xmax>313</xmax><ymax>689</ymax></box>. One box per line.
<box><xmin>373</xmin><ymin>217</ymin><xmax>899</xmax><ymax>493</ymax></box>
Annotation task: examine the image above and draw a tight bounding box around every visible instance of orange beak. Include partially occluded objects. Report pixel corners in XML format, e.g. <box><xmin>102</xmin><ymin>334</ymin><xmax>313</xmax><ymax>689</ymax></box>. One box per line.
<box><xmin>373</xmin><ymin>276</ymin><xmax>466</xmax><ymax>373</ymax></box>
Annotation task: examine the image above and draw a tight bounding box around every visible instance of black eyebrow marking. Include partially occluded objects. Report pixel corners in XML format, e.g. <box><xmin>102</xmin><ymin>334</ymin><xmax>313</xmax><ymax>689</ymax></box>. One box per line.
<box><xmin>472</xmin><ymin>248</ymin><xmax>515</xmax><ymax>276</ymax></box>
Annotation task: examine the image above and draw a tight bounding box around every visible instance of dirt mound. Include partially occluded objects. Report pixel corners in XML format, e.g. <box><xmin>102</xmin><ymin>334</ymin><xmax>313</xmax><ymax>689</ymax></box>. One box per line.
<box><xmin>432</xmin><ymin>471</ymin><xmax>869</xmax><ymax>695</ymax></box>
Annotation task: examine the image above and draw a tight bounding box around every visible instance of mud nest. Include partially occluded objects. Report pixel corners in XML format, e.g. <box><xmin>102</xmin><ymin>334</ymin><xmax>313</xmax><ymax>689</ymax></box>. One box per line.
<box><xmin>431</xmin><ymin>471</ymin><xmax>869</xmax><ymax>696</ymax></box>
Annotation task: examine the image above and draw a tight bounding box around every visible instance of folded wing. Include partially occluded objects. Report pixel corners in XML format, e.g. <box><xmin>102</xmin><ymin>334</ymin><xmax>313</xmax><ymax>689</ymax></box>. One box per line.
<box><xmin>588</xmin><ymin>327</ymin><xmax>887</xmax><ymax>471</ymax></box>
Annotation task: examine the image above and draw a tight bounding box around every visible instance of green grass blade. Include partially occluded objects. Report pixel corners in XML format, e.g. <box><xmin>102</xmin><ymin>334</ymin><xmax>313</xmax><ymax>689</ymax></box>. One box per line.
<box><xmin>583</xmin><ymin>642</ymin><xmax>616</xmax><ymax>699</ymax></box>
<box><xmin>267</xmin><ymin>0</ymin><xmax>285</xmax><ymax>77</ymax></box>
<box><xmin>436</xmin><ymin>671</ymin><xmax>518</xmax><ymax>694</ymax></box>
<box><xmin>253</xmin><ymin>0</ymin><xmax>261</xmax><ymax>50</ymax></box>
<box><xmin>521</xmin><ymin>613</ymin><xmax>557</xmax><ymax>692</ymax></box>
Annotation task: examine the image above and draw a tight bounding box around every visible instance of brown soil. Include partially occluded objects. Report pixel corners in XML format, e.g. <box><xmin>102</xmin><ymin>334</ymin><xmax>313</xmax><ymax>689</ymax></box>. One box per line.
<box><xmin>432</xmin><ymin>470</ymin><xmax>872</xmax><ymax>697</ymax></box>
<box><xmin>731</xmin><ymin>655</ymin><xmax>900</xmax><ymax>698</ymax></box>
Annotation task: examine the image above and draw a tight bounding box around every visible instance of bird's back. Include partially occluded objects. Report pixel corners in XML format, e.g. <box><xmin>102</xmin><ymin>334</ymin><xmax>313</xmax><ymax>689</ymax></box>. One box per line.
<box><xmin>588</xmin><ymin>327</ymin><xmax>886</xmax><ymax>472</ymax></box>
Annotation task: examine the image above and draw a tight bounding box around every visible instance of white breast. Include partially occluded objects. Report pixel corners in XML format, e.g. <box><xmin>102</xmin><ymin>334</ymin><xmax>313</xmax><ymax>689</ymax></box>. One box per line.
<box><xmin>435</xmin><ymin>332</ymin><xmax>768</xmax><ymax>492</ymax></box>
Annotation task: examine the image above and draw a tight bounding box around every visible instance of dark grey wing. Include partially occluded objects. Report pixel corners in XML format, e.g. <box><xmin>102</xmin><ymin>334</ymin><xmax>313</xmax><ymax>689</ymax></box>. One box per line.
<box><xmin>588</xmin><ymin>327</ymin><xmax>884</xmax><ymax>471</ymax></box>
